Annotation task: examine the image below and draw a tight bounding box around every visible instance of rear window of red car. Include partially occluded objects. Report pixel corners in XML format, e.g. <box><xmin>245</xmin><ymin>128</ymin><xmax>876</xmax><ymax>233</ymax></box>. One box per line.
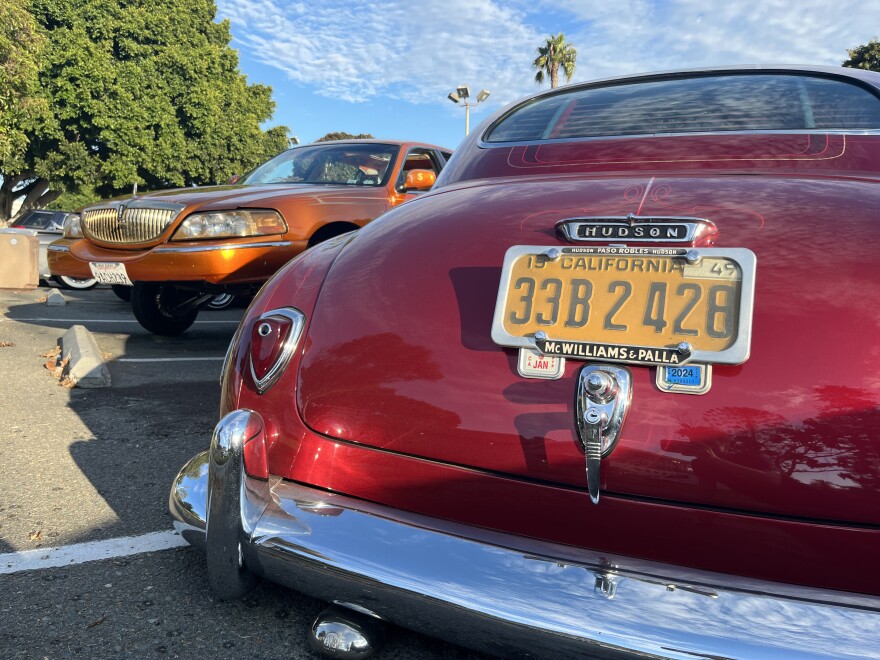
<box><xmin>485</xmin><ymin>73</ymin><xmax>880</xmax><ymax>142</ymax></box>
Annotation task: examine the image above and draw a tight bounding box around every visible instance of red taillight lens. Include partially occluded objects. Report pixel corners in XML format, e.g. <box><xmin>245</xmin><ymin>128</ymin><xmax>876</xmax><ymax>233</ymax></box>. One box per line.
<box><xmin>251</xmin><ymin>316</ymin><xmax>292</xmax><ymax>379</ymax></box>
<box><xmin>248</xmin><ymin>308</ymin><xmax>305</xmax><ymax>393</ymax></box>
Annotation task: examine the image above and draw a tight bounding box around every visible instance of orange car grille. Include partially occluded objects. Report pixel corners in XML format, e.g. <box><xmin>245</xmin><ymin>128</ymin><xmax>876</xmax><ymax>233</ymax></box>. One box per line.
<box><xmin>82</xmin><ymin>207</ymin><xmax>179</xmax><ymax>244</ymax></box>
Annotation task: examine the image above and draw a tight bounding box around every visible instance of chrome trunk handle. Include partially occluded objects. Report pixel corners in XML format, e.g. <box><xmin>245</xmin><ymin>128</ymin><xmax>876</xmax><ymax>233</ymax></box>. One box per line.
<box><xmin>575</xmin><ymin>365</ymin><xmax>632</xmax><ymax>504</ymax></box>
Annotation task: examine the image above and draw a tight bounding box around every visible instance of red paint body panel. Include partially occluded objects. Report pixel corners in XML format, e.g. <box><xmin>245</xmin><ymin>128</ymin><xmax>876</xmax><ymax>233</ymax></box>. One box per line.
<box><xmin>223</xmin><ymin>77</ymin><xmax>880</xmax><ymax>596</ymax></box>
<box><xmin>281</xmin><ymin>433</ymin><xmax>880</xmax><ymax>597</ymax></box>
<box><xmin>227</xmin><ymin>261</ymin><xmax>880</xmax><ymax>596</ymax></box>
<box><xmin>296</xmin><ymin>172</ymin><xmax>880</xmax><ymax>527</ymax></box>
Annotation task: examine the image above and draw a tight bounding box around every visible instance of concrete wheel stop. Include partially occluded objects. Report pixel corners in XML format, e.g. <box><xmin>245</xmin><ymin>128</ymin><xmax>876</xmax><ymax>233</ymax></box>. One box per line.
<box><xmin>46</xmin><ymin>289</ymin><xmax>66</xmax><ymax>306</ymax></box>
<box><xmin>59</xmin><ymin>325</ymin><xmax>111</xmax><ymax>388</ymax></box>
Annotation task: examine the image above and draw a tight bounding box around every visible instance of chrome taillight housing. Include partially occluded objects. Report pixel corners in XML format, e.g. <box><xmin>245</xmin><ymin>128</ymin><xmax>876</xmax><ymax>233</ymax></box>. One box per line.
<box><xmin>248</xmin><ymin>308</ymin><xmax>305</xmax><ymax>393</ymax></box>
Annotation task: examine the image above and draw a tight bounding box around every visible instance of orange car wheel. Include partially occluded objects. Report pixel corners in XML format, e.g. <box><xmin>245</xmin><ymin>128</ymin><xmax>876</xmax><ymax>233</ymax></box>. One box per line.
<box><xmin>131</xmin><ymin>282</ymin><xmax>201</xmax><ymax>335</ymax></box>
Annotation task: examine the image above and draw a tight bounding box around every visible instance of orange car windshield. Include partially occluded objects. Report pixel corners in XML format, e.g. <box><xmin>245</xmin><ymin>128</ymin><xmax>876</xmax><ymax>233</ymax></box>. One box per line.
<box><xmin>242</xmin><ymin>143</ymin><xmax>398</xmax><ymax>187</ymax></box>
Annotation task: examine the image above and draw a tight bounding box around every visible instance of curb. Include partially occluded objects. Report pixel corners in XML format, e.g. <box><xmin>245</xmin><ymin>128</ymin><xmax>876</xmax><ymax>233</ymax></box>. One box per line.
<box><xmin>60</xmin><ymin>325</ymin><xmax>111</xmax><ymax>388</ymax></box>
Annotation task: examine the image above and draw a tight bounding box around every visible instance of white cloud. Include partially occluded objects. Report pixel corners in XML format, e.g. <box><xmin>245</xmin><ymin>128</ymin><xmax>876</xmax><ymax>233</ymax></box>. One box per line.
<box><xmin>217</xmin><ymin>0</ymin><xmax>544</xmax><ymax>106</ymax></box>
<box><xmin>217</xmin><ymin>0</ymin><xmax>880</xmax><ymax>108</ymax></box>
<box><xmin>556</xmin><ymin>0</ymin><xmax>880</xmax><ymax>81</ymax></box>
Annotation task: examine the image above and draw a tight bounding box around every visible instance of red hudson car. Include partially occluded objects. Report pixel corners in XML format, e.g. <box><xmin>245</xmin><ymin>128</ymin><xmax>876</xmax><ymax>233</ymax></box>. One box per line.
<box><xmin>170</xmin><ymin>66</ymin><xmax>880</xmax><ymax>658</ymax></box>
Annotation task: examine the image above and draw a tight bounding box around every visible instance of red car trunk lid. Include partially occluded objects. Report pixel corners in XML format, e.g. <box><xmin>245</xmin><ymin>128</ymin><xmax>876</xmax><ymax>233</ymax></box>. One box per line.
<box><xmin>297</xmin><ymin>174</ymin><xmax>880</xmax><ymax>526</ymax></box>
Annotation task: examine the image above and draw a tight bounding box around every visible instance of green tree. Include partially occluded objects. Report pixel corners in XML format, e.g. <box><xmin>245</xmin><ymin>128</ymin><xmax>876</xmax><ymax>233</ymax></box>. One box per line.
<box><xmin>0</xmin><ymin>0</ymin><xmax>53</xmax><ymax>224</ymax></box>
<box><xmin>532</xmin><ymin>33</ymin><xmax>577</xmax><ymax>89</ymax></box>
<box><xmin>843</xmin><ymin>38</ymin><xmax>880</xmax><ymax>72</ymax></box>
<box><xmin>315</xmin><ymin>132</ymin><xmax>374</xmax><ymax>142</ymax></box>
<box><xmin>0</xmin><ymin>0</ymin><xmax>288</xmax><ymax>222</ymax></box>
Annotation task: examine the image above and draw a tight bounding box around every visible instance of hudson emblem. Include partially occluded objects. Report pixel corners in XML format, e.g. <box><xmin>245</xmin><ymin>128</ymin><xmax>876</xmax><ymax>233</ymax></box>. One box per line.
<box><xmin>117</xmin><ymin>205</ymin><xmax>127</xmax><ymax>223</ymax></box>
<box><xmin>575</xmin><ymin>364</ymin><xmax>632</xmax><ymax>504</ymax></box>
<box><xmin>557</xmin><ymin>215</ymin><xmax>717</xmax><ymax>244</ymax></box>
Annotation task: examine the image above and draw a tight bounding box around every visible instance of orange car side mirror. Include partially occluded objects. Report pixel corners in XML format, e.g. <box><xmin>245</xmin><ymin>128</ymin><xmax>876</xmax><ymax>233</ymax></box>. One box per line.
<box><xmin>227</xmin><ymin>174</ymin><xmax>241</xmax><ymax>185</ymax></box>
<box><xmin>402</xmin><ymin>169</ymin><xmax>436</xmax><ymax>192</ymax></box>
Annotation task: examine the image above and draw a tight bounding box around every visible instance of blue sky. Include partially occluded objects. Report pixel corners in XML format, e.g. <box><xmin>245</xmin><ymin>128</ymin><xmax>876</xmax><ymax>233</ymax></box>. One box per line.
<box><xmin>216</xmin><ymin>0</ymin><xmax>880</xmax><ymax>151</ymax></box>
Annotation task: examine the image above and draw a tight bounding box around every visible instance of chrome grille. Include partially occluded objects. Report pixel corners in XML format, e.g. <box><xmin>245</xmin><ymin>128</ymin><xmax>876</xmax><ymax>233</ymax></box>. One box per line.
<box><xmin>82</xmin><ymin>206</ymin><xmax>178</xmax><ymax>244</ymax></box>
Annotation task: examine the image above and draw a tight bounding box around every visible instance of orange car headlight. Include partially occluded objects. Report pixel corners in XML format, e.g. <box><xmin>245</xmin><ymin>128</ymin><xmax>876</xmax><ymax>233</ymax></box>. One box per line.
<box><xmin>172</xmin><ymin>209</ymin><xmax>287</xmax><ymax>240</ymax></box>
<box><xmin>62</xmin><ymin>213</ymin><xmax>83</xmax><ymax>238</ymax></box>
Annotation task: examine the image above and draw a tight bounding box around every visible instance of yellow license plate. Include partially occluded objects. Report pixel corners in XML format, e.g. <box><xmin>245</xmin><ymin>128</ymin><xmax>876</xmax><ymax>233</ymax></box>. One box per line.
<box><xmin>491</xmin><ymin>246</ymin><xmax>756</xmax><ymax>366</ymax></box>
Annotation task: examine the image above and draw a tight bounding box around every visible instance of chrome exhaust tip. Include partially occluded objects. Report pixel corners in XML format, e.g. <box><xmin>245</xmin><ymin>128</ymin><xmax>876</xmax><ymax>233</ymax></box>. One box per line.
<box><xmin>309</xmin><ymin>605</ymin><xmax>386</xmax><ymax>658</ymax></box>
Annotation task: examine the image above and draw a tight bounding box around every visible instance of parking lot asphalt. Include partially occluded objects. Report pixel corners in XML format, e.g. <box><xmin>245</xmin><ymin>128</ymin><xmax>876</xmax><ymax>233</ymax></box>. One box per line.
<box><xmin>0</xmin><ymin>285</ymin><xmax>486</xmax><ymax>659</ymax></box>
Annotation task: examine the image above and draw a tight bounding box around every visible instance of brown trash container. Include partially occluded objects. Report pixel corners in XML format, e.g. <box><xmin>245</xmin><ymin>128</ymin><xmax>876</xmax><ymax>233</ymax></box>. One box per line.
<box><xmin>0</xmin><ymin>229</ymin><xmax>40</xmax><ymax>289</ymax></box>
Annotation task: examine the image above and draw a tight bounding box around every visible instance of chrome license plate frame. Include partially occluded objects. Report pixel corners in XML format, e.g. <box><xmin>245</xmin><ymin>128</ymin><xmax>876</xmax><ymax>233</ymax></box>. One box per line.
<box><xmin>491</xmin><ymin>245</ymin><xmax>756</xmax><ymax>367</ymax></box>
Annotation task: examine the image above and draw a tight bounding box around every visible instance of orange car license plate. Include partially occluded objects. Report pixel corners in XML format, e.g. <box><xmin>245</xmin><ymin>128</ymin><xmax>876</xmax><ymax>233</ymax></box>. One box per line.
<box><xmin>491</xmin><ymin>246</ymin><xmax>756</xmax><ymax>366</ymax></box>
<box><xmin>88</xmin><ymin>261</ymin><xmax>133</xmax><ymax>286</ymax></box>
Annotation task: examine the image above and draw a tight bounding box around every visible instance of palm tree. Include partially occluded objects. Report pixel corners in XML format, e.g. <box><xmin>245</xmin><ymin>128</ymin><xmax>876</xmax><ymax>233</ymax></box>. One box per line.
<box><xmin>532</xmin><ymin>33</ymin><xmax>577</xmax><ymax>89</ymax></box>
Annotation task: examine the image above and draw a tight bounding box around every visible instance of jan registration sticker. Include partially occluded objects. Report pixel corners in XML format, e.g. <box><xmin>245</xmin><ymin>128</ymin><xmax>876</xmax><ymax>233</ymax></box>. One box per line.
<box><xmin>656</xmin><ymin>363</ymin><xmax>712</xmax><ymax>395</ymax></box>
<box><xmin>518</xmin><ymin>348</ymin><xmax>565</xmax><ymax>380</ymax></box>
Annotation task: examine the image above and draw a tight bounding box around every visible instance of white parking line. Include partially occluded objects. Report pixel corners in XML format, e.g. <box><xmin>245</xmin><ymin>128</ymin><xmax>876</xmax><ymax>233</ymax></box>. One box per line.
<box><xmin>117</xmin><ymin>357</ymin><xmax>224</xmax><ymax>362</ymax></box>
<box><xmin>0</xmin><ymin>530</ymin><xmax>189</xmax><ymax>574</ymax></box>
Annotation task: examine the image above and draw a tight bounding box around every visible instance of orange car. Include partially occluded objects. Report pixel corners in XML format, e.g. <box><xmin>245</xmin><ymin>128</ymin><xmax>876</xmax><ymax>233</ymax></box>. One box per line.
<box><xmin>48</xmin><ymin>140</ymin><xmax>451</xmax><ymax>334</ymax></box>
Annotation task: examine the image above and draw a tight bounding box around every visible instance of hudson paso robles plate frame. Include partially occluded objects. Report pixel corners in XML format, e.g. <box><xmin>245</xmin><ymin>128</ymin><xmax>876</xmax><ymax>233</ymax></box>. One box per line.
<box><xmin>491</xmin><ymin>245</ymin><xmax>757</xmax><ymax>367</ymax></box>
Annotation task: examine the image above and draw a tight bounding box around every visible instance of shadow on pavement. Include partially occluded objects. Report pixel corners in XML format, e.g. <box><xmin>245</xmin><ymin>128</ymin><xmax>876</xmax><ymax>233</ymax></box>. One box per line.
<box><xmin>1</xmin><ymin>290</ymin><xmax>238</xmax><ymax>549</ymax></box>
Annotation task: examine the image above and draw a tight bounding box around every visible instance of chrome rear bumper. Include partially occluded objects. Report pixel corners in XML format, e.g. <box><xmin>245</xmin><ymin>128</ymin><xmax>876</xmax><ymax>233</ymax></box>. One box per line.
<box><xmin>170</xmin><ymin>410</ymin><xmax>880</xmax><ymax>659</ymax></box>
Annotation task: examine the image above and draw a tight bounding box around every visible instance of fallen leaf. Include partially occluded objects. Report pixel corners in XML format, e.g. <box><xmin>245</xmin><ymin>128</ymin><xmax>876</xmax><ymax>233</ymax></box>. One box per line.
<box><xmin>0</xmin><ymin>341</ymin><xmax>13</xmax><ymax>347</ymax></box>
<box><xmin>44</xmin><ymin>350</ymin><xmax>70</xmax><ymax>384</ymax></box>
<box><xmin>36</xmin><ymin>296</ymin><xmax>48</xmax><ymax>303</ymax></box>
<box><xmin>86</xmin><ymin>615</ymin><xmax>107</xmax><ymax>629</ymax></box>
<box><xmin>28</xmin><ymin>530</ymin><xmax>43</xmax><ymax>541</ymax></box>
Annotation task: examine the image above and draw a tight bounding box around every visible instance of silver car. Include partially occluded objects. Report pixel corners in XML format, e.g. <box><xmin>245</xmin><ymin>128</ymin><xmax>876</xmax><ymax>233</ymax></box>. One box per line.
<box><xmin>11</xmin><ymin>210</ymin><xmax>97</xmax><ymax>289</ymax></box>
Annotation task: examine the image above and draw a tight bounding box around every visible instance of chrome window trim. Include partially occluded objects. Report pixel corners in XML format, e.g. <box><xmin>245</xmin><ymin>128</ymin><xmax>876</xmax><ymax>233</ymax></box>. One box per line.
<box><xmin>478</xmin><ymin>67</ymin><xmax>880</xmax><ymax>146</ymax></box>
<box><xmin>477</xmin><ymin>128</ymin><xmax>880</xmax><ymax>150</ymax></box>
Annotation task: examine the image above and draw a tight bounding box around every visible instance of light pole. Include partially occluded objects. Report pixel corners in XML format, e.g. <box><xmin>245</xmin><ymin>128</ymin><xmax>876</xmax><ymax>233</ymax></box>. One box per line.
<box><xmin>447</xmin><ymin>85</ymin><xmax>490</xmax><ymax>136</ymax></box>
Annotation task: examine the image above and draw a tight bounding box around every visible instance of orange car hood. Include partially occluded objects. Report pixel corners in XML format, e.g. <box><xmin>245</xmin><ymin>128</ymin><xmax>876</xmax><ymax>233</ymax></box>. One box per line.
<box><xmin>99</xmin><ymin>184</ymin><xmax>386</xmax><ymax>212</ymax></box>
